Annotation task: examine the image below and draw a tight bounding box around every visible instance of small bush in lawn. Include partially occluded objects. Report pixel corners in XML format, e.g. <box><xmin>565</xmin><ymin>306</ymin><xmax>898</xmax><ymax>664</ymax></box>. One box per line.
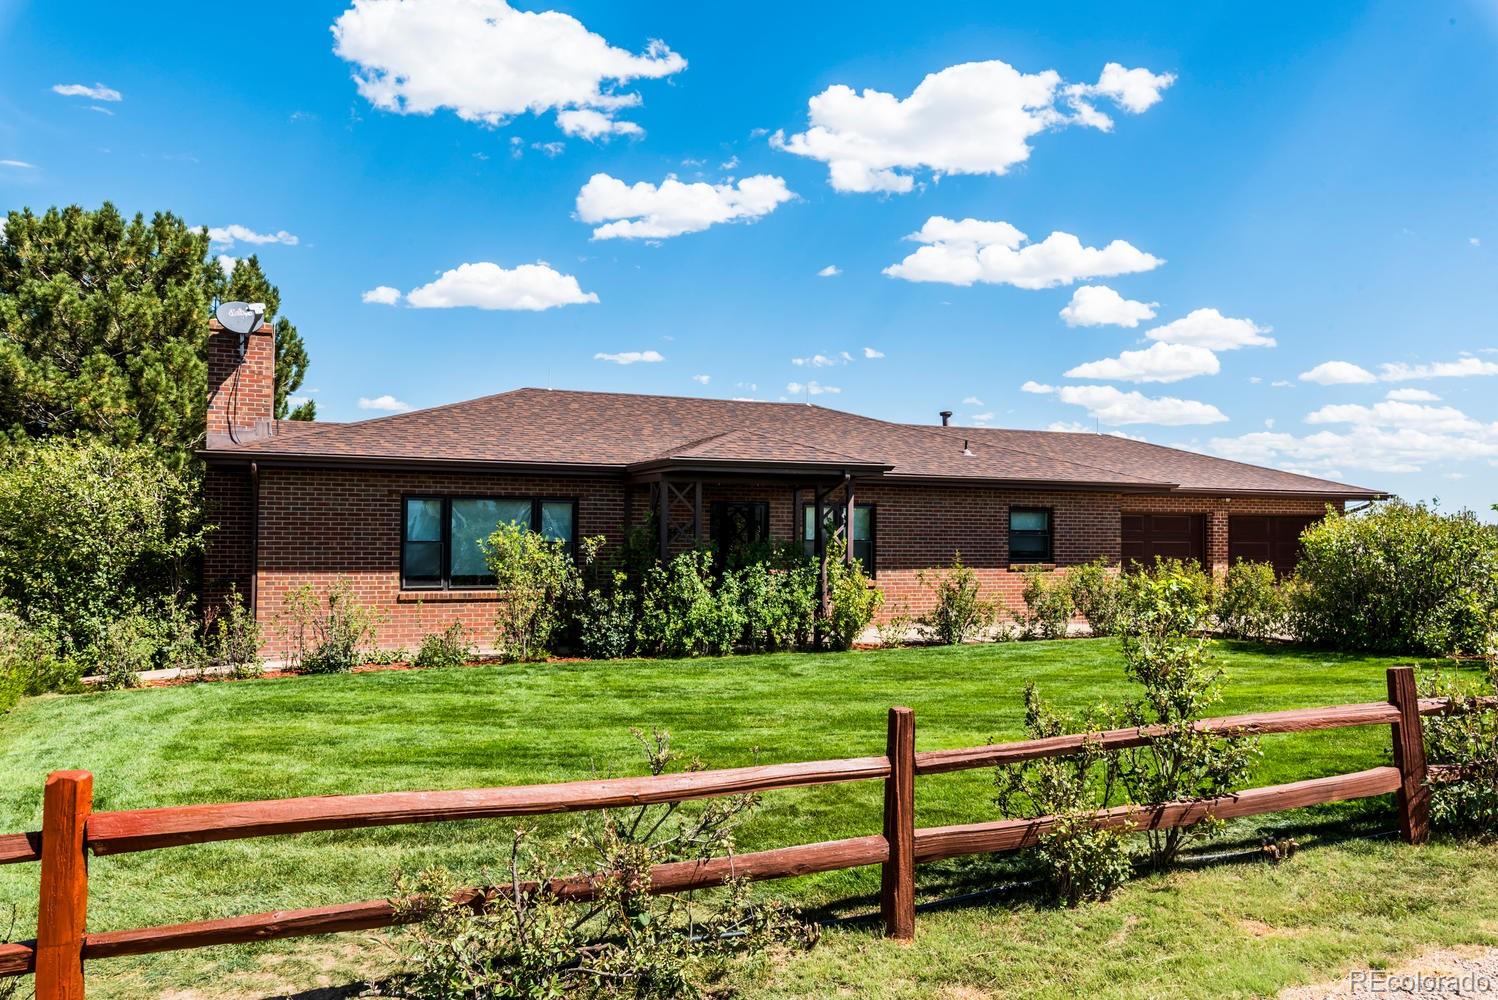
<box><xmin>282</xmin><ymin>578</ymin><xmax>380</xmax><ymax>674</ymax></box>
<box><xmin>413</xmin><ymin>622</ymin><xmax>475</xmax><ymax>670</ymax></box>
<box><xmin>486</xmin><ymin>522</ymin><xmax>581</xmax><ymax>663</ymax></box>
<box><xmin>1115</xmin><ymin>561</ymin><xmax>1259</xmax><ymax>869</ymax></box>
<box><xmin>1422</xmin><ymin>665</ymin><xmax>1498</xmax><ymax>834</ymax></box>
<box><xmin>825</xmin><ymin>538</ymin><xmax>883</xmax><ymax>651</ymax></box>
<box><xmin>206</xmin><ymin>587</ymin><xmax>262</xmax><ymax>679</ymax></box>
<box><xmin>735</xmin><ymin>555</ymin><xmax>816</xmax><ymax>653</ymax></box>
<box><xmin>383</xmin><ymin>730</ymin><xmax>816</xmax><ymax>999</ymax></box>
<box><xmin>876</xmin><ymin>604</ymin><xmax>917</xmax><ymax>648</ymax></box>
<box><xmin>1217</xmin><ymin>560</ymin><xmax>1288</xmax><ymax>642</ymax></box>
<box><xmin>1069</xmin><ymin>558</ymin><xmax>1124</xmax><ymax>637</ymax></box>
<box><xmin>637</xmin><ymin>549</ymin><xmax>744</xmax><ymax>658</ymax></box>
<box><xmin>1017</xmin><ymin>568</ymin><xmax>1074</xmax><ymax>640</ymax></box>
<box><xmin>996</xmin><ymin>685</ymin><xmax>1132</xmax><ymax>906</ymax></box>
<box><xmin>918</xmin><ymin>553</ymin><xmax>994</xmax><ymax>644</ymax></box>
<box><xmin>1290</xmin><ymin>501</ymin><xmax>1498</xmax><ymax>656</ymax></box>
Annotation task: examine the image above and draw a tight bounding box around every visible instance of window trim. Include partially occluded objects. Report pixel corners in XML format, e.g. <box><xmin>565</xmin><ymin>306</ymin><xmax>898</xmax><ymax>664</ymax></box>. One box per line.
<box><xmin>1008</xmin><ymin>505</ymin><xmax>1054</xmax><ymax>566</ymax></box>
<box><xmin>800</xmin><ymin>501</ymin><xmax>878</xmax><ymax>577</ymax></box>
<box><xmin>400</xmin><ymin>494</ymin><xmax>579</xmax><ymax>591</ymax></box>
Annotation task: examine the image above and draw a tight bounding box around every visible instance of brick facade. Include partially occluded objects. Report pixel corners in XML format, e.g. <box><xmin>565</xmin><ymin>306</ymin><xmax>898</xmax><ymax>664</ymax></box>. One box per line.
<box><xmin>207</xmin><ymin>321</ymin><xmax>275</xmax><ymax>441</ymax></box>
<box><xmin>201</xmin><ymin>462</ymin><xmax>1342</xmax><ymax>656</ymax></box>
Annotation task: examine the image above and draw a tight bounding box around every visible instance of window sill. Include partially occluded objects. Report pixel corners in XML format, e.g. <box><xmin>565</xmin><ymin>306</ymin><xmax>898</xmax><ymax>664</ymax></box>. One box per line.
<box><xmin>1008</xmin><ymin>563</ymin><xmax>1057</xmax><ymax>572</ymax></box>
<box><xmin>397</xmin><ymin>590</ymin><xmax>500</xmax><ymax>603</ymax></box>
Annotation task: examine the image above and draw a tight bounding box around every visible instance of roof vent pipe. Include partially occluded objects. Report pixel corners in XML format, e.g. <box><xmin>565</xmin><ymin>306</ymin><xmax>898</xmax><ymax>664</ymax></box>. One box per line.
<box><xmin>939</xmin><ymin>410</ymin><xmax>953</xmax><ymax>426</ymax></box>
<box><xmin>962</xmin><ymin>438</ymin><xmax>974</xmax><ymax>457</ymax></box>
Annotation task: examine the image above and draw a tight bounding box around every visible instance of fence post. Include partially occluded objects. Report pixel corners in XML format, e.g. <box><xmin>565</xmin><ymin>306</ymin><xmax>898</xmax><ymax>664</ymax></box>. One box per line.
<box><xmin>36</xmin><ymin>770</ymin><xmax>92</xmax><ymax>1000</ymax></box>
<box><xmin>1386</xmin><ymin>666</ymin><xmax>1430</xmax><ymax>845</ymax></box>
<box><xmin>881</xmin><ymin>707</ymin><xmax>915</xmax><ymax>940</ymax></box>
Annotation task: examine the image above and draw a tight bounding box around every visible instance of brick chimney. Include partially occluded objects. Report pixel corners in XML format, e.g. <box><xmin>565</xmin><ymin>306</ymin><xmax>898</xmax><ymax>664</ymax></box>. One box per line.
<box><xmin>206</xmin><ymin>319</ymin><xmax>276</xmax><ymax>444</ymax></box>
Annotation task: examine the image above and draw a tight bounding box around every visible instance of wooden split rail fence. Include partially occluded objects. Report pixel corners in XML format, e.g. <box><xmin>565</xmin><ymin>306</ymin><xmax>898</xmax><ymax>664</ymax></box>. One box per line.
<box><xmin>0</xmin><ymin>665</ymin><xmax>1493</xmax><ymax>998</ymax></box>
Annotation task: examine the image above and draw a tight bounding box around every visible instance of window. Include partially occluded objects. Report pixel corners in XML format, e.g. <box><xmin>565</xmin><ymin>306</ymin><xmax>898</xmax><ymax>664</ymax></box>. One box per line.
<box><xmin>711</xmin><ymin>501</ymin><xmax>769</xmax><ymax>557</ymax></box>
<box><xmin>1009</xmin><ymin>507</ymin><xmax>1053</xmax><ymax>564</ymax></box>
<box><xmin>401</xmin><ymin>496</ymin><xmax>577</xmax><ymax>589</ymax></box>
<box><xmin>802</xmin><ymin>503</ymin><xmax>876</xmax><ymax>574</ymax></box>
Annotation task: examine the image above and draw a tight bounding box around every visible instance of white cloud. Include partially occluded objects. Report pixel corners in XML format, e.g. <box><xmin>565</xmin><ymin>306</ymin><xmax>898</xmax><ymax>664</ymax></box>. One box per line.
<box><xmin>969</xmin><ymin>411</ymin><xmax>995</xmax><ymax>424</ymax></box>
<box><xmin>863</xmin><ymin>346</ymin><xmax>884</xmax><ymax>359</ymax></box>
<box><xmin>208</xmin><ymin>224</ymin><xmax>300</xmax><ymax>248</ymax></box>
<box><xmin>406</xmin><ymin>261</ymin><xmax>598</xmax><ymax>310</ymax></box>
<box><xmin>773</xmin><ymin>58</ymin><xmax>1172</xmax><ymax>193</ymax></box>
<box><xmin>1306</xmin><ymin>400</ymin><xmax>1483</xmax><ymax>434</ymax></box>
<box><xmin>1385</xmin><ymin>387</ymin><xmax>1439</xmax><ymax>402</ymax></box>
<box><xmin>817</xmin><ymin>264</ymin><xmax>842</xmax><ymax>277</ymax></box>
<box><xmin>1145</xmin><ymin>308</ymin><xmax>1274</xmax><ymax>350</ymax></box>
<box><xmin>53</xmin><ymin>82</ymin><xmax>122</xmax><ymax>101</ymax></box>
<box><xmin>331</xmin><ymin>0</ymin><xmax>684</xmax><ymax>138</ymax></box>
<box><xmin>1300</xmin><ymin>360</ymin><xmax>1376</xmax><ymax>385</ymax></box>
<box><xmin>884</xmin><ymin>217</ymin><xmax>1162</xmax><ymax>289</ymax></box>
<box><xmin>594</xmin><ymin>350</ymin><xmax>664</xmax><ymax>365</ymax></box>
<box><xmin>792</xmin><ymin>352</ymin><xmax>852</xmax><ymax>367</ymax></box>
<box><xmin>786</xmin><ymin>380</ymin><xmax>841</xmax><ymax>396</ymax></box>
<box><xmin>576</xmin><ymin>173</ymin><xmax>794</xmax><ymax>239</ymax></box>
<box><xmin>361</xmin><ymin>285</ymin><xmax>402</xmax><ymax>305</ymax></box>
<box><xmin>962</xmin><ymin>396</ymin><xmax>985</xmax><ymax>406</ymax></box>
<box><xmin>0</xmin><ymin>160</ymin><xmax>35</xmax><ymax>169</ymax></box>
<box><xmin>1378</xmin><ymin>357</ymin><xmax>1498</xmax><ymax>381</ymax></box>
<box><xmin>1020</xmin><ymin>381</ymin><xmax>1055</xmax><ymax>394</ymax></box>
<box><xmin>359</xmin><ymin>394</ymin><xmax>412</xmax><ymax>412</ymax></box>
<box><xmin>691</xmin><ymin>374</ymin><xmax>711</xmax><ymax>384</ymax></box>
<box><xmin>1064</xmin><ymin>342</ymin><xmax>1220</xmax><ymax>383</ymax></box>
<box><xmin>1059</xmin><ymin>285</ymin><xmax>1158</xmax><ymax>327</ymax></box>
<box><xmin>1046</xmin><ymin>421</ymin><xmax>1148</xmax><ymax>441</ymax></box>
<box><xmin>1471</xmin><ymin>237</ymin><xmax>1481</xmax><ymax>247</ymax></box>
<box><xmin>1039</xmin><ymin>384</ymin><xmax>1228</xmax><ymax>426</ymax></box>
<box><xmin>1210</xmin><ymin>414</ymin><xmax>1498</xmax><ymax>476</ymax></box>
<box><xmin>216</xmin><ymin>254</ymin><xmax>238</xmax><ymax>276</ymax></box>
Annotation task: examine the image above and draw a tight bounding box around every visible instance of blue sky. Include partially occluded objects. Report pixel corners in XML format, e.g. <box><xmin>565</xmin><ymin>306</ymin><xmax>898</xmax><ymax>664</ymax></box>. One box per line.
<box><xmin>3</xmin><ymin>0</ymin><xmax>1497</xmax><ymax>513</ymax></box>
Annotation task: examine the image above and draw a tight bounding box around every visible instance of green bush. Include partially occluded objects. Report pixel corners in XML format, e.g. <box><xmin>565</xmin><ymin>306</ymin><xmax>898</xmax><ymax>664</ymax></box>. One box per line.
<box><xmin>1017</xmin><ymin>569</ymin><xmax>1074</xmax><ymax>640</ymax></box>
<box><xmin>0</xmin><ymin>439</ymin><xmax>205</xmax><ymax>657</ymax></box>
<box><xmin>918</xmin><ymin>553</ymin><xmax>994</xmax><ymax>644</ymax></box>
<box><xmin>0</xmin><ymin>609</ymin><xmax>80</xmax><ymax>712</ymax></box>
<box><xmin>734</xmin><ymin>556</ymin><xmax>817</xmax><ymax>653</ymax></box>
<box><xmin>207</xmin><ymin>587</ymin><xmax>261</xmax><ymax>678</ymax></box>
<box><xmin>1290</xmin><ymin>501</ymin><xmax>1498</xmax><ymax>656</ymax></box>
<box><xmin>576</xmin><ymin>575</ymin><xmax>637</xmax><ymax>660</ymax></box>
<box><xmin>485</xmin><ymin>522</ymin><xmax>581</xmax><ymax>662</ymax></box>
<box><xmin>1117</xmin><ymin>558</ymin><xmax>1215</xmax><ymax>638</ymax></box>
<box><xmin>824</xmin><ymin>539</ymin><xmax>883</xmax><ymax>651</ymax></box>
<box><xmin>1422</xmin><ymin>666</ymin><xmax>1498</xmax><ymax>834</ymax></box>
<box><xmin>1069</xmin><ymin>559</ymin><xmax>1124</xmax><ymax>637</ymax></box>
<box><xmin>281</xmin><ymin>578</ymin><xmax>379</xmax><ymax>674</ymax></box>
<box><xmin>1217</xmin><ymin>560</ymin><xmax>1288</xmax><ymax>642</ymax></box>
<box><xmin>637</xmin><ymin>549</ymin><xmax>745</xmax><ymax>658</ymax></box>
<box><xmin>413</xmin><ymin>622</ymin><xmax>475</xmax><ymax>670</ymax></box>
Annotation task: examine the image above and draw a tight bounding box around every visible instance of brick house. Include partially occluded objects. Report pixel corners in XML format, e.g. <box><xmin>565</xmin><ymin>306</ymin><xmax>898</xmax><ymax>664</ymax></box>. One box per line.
<box><xmin>201</xmin><ymin>321</ymin><xmax>1383</xmax><ymax>654</ymax></box>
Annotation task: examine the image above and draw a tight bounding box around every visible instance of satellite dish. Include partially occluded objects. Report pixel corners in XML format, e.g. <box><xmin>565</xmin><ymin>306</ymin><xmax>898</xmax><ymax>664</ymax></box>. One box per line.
<box><xmin>215</xmin><ymin>301</ymin><xmax>266</xmax><ymax>335</ymax></box>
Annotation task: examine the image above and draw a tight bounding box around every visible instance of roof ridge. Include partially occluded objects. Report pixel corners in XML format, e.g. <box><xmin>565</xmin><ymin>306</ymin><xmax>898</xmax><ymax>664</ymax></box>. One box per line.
<box><xmin>893</xmin><ymin>422</ymin><xmax>1175</xmax><ymax>485</ymax></box>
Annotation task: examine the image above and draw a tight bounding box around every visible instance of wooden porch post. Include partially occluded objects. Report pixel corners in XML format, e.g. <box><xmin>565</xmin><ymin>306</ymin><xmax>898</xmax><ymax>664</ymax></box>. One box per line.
<box><xmin>845</xmin><ymin>476</ymin><xmax>856</xmax><ymax>567</ymax></box>
<box><xmin>693</xmin><ymin>480</ymin><xmax>703</xmax><ymax>547</ymax></box>
<box><xmin>657</xmin><ymin>479</ymin><xmax>669</xmax><ymax>561</ymax></box>
<box><xmin>814</xmin><ymin>485</ymin><xmax>827</xmax><ymax>648</ymax></box>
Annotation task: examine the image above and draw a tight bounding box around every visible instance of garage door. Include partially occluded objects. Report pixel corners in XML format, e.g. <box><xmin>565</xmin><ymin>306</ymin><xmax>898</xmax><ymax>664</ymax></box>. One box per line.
<box><xmin>1228</xmin><ymin>515</ymin><xmax>1319</xmax><ymax>577</ymax></box>
<box><xmin>1121</xmin><ymin>513</ymin><xmax>1206</xmax><ymax>568</ymax></box>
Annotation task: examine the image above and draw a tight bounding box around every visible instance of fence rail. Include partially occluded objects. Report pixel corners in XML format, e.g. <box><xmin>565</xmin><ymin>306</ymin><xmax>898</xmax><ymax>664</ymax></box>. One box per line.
<box><xmin>0</xmin><ymin>666</ymin><xmax>1492</xmax><ymax>997</ymax></box>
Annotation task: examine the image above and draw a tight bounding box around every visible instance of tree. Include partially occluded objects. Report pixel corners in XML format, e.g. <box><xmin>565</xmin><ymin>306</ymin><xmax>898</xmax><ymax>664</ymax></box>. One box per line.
<box><xmin>0</xmin><ymin>203</ymin><xmax>315</xmax><ymax>467</ymax></box>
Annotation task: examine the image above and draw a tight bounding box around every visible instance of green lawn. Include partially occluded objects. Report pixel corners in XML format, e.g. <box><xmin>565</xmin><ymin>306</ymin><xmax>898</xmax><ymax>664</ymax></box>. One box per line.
<box><xmin>0</xmin><ymin>640</ymin><xmax>1493</xmax><ymax>999</ymax></box>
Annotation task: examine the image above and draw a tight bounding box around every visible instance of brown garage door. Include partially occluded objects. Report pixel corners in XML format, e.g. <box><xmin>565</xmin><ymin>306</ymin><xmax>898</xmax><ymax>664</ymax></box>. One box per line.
<box><xmin>1228</xmin><ymin>515</ymin><xmax>1319</xmax><ymax>577</ymax></box>
<box><xmin>1121</xmin><ymin>513</ymin><xmax>1206</xmax><ymax>569</ymax></box>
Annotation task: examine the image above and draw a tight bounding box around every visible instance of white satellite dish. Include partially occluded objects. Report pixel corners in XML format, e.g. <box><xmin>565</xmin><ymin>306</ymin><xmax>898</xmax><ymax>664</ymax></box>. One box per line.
<box><xmin>215</xmin><ymin>301</ymin><xmax>266</xmax><ymax>335</ymax></box>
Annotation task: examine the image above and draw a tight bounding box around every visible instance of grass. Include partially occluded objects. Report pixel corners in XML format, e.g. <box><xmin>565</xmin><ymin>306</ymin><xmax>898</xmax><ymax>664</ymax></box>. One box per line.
<box><xmin>0</xmin><ymin>639</ymin><xmax>1493</xmax><ymax>998</ymax></box>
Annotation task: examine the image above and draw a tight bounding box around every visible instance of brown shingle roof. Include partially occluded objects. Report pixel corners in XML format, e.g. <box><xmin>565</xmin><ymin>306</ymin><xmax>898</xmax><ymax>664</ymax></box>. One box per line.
<box><xmin>205</xmin><ymin>388</ymin><xmax>1381</xmax><ymax>498</ymax></box>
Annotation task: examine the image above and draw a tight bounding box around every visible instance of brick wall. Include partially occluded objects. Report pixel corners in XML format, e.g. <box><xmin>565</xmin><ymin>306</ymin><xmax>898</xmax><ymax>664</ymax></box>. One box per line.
<box><xmin>212</xmin><ymin>464</ymin><xmax>1344</xmax><ymax>654</ymax></box>
<box><xmin>207</xmin><ymin>321</ymin><xmax>275</xmax><ymax>439</ymax></box>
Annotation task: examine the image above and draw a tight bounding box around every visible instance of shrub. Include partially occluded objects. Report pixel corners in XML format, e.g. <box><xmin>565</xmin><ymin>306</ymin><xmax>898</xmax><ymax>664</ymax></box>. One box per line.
<box><xmin>384</xmin><ymin>731</ymin><xmax>816</xmax><ymax>999</ymax></box>
<box><xmin>1017</xmin><ymin>568</ymin><xmax>1074</xmax><ymax>640</ymax></box>
<box><xmin>735</xmin><ymin>556</ymin><xmax>816</xmax><ymax>653</ymax></box>
<box><xmin>413</xmin><ymin>622</ymin><xmax>475</xmax><ymax>670</ymax></box>
<box><xmin>1422</xmin><ymin>666</ymin><xmax>1498</xmax><ymax>834</ymax></box>
<box><xmin>1217</xmin><ymin>560</ymin><xmax>1288</xmax><ymax>642</ymax></box>
<box><xmin>824</xmin><ymin>538</ymin><xmax>883</xmax><ymax>651</ymax></box>
<box><xmin>876</xmin><ymin>604</ymin><xmax>917</xmax><ymax>649</ymax></box>
<box><xmin>918</xmin><ymin>553</ymin><xmax>994</xmax><ymax>644</ymax></box>
<box><xmin>1114</xmin><ymin>561</ymin><xmax>1259</xmax><ymax>869</ymax></box>
<box><xmin>996</xmin><ymin>685</ymin><xmax>1132</xmax><ymax>906</ymax></box>
<box><xmin>637</xmin><ymin>550</ymin><xmax>744</xmax><ymax>658</ymax></box>
<box><xmin>0</xmin><ymin>439</ymin><xmax>205</xmax><ymax>657</ymax></box>
<box><xmin>0</xmin><ymin>609</ymin><xmax>79</xmax><ymax>712</ymax></box>
<box><xmin>281</xmin><ymin>578</ymin><xmax>379</xmax><ymax>674</ymax></box>
<box><xmin>1069</xmin><ymin>559</ymin><xmax>1124</xmax><ymax>637</ymax></box>
<box><xmin>1290</xmin><ymin>501</ymin><xmax>1498</xmax><ymax>656</ymax></box>
<box><xmin>207</xmin><ymin>587</ymin><xmax>261</xmax><ymax>679</ymax></box>
<box><xmin>577</xmin><ymin>574</ymin><xmax>636</xmax><ymax>660</ymax></box>
<box><xmin>485</xmin><ymin>522</ymin><xmax>581</xmax><ymax>662</ymax></box>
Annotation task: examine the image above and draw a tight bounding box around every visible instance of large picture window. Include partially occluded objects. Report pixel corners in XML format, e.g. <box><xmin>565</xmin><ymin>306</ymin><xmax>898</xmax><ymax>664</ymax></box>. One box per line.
<box><xmin>401</xmin><ymin>495</ymin><xmax>577</xmax><ymax>589</ymax></box>
<box><xmin>801</xmin><ymin>503</ymin><xmax>876</xmax><ymax>575</ymax></box>
<box><xmin>1008</xmin><ymin>507</ymin><xmax>1053</xmax><ymax>564</ymax></box>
